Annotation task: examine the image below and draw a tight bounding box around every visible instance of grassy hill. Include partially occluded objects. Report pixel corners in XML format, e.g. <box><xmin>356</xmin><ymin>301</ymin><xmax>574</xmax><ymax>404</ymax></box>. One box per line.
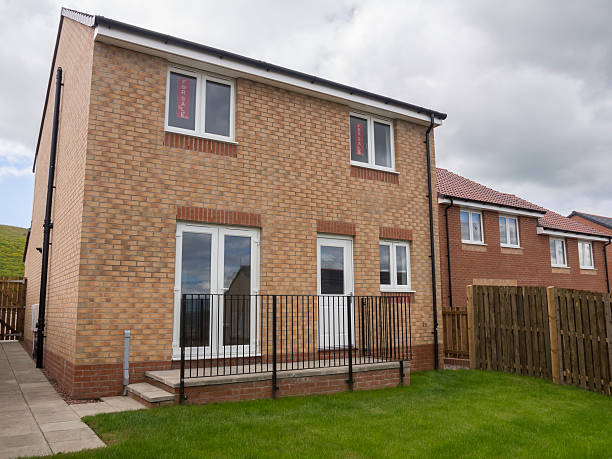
<box><xmin>0</xmin><ymin>225</ymin><xmax>27</xmax><ymax>277</ymax></box>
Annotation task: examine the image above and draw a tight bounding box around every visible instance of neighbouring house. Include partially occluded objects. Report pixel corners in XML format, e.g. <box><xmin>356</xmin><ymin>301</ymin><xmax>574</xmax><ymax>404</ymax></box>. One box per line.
<box><xmin>569</xmin><ymin>211</ymin><xmax>612</xmax><ymax>291</ymax></box>
<box><xmin>437</xmin><ymin>168</ymin><xmax>611</xmax><ymax>312</ymax></box>
<box><xmin>24</xmin><ymin>8</ymin><xmax>447</xmax><ymax>400</ymax></box>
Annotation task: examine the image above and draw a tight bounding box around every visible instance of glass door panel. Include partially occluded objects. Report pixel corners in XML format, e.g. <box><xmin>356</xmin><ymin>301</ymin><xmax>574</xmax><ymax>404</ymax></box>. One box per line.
<box><xmin>222</xmin><ymin>234</ymin><xmax>252</xmax><ymax>346</ymax></box>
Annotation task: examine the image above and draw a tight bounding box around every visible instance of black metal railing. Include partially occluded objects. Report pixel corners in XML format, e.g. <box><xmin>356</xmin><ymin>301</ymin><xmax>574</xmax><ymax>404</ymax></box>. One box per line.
<box><xmin>179</xmin><ymin>294</ymin><xmax>412</xmax><ymax>402</ymax></box>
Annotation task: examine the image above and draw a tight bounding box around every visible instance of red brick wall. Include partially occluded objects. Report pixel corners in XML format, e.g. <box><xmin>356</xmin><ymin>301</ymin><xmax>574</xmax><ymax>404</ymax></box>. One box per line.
<box><xmin>569</xmin><ymin>214</ymin><xmax>612</xmax><ymax>292</ymax></box>
<box><xmin>439</xmin><ymin>205</ymin><xmax>609</xmax><ymax>308</ymax></box>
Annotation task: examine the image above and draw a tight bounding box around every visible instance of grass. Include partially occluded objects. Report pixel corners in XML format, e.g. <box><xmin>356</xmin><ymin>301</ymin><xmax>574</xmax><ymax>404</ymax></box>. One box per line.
<box><xmin>54</xmin><ymin>370</ymin><xmax>612</xmax><ymax>458</ymax></box>
<box><xmin>0</xmin><ymin>224</ymin><xmax>26</xmax><ymax>277</ymax></box>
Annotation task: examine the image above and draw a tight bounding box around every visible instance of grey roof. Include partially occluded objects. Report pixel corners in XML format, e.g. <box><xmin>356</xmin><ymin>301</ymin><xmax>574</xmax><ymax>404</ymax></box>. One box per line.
<box><xmin>569</xmin><ymin>211</ymin><xmax>612</xmax><ymax>231</ymax></box>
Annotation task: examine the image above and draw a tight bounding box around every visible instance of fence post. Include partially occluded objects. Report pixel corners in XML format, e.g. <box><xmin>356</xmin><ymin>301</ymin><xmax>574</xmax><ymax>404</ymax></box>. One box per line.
<box><xmin>179</xmin><ymin>295</ymin><xmax>186</xmax><ymax>404</ymax></box>
<box><xmin>346</xmin><ymin>295</ymin><xmax>354</xmax><ymax>391</ymax></box>
<box><xmin>272</xmin><ymin>295</ymin><xmax>278</xmax><ymax>399</ymax></box>
<box><xmin>466</xmin><ymin>285</ymin><xmax>476</xmax><ymax>369</ymax></box>
<box><xmin>546</xmin><ymin>286</ymin><xmax>561</xmax><ymax>384</ymax></box>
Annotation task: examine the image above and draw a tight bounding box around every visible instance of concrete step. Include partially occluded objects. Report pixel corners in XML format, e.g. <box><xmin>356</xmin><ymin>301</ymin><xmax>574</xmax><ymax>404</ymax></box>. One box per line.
<box><xmin>126</xmin><ymin>382</ymin><xmax>175</xmax><ymax>407</ymax></box>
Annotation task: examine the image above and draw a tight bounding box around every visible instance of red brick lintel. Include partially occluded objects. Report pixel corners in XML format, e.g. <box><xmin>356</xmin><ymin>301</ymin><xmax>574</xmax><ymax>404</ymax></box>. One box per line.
<box><xmin>316</xmin><ymin>220</ymin><xmax>356</xmax><ymax>236</ymax></box>
<box><xmin>164</xmin><ymin>132</ymin><xmax>238</xmax><ymax>157</ymax></box>
<box><xmin>350</xmin><ymin>165</ymin><xmax>399</xmax><ymax>184</ymax></box>
<box><xmin>379</xmin><ymin>226</ymin><xmax>413</xmax><ymax>241</ymax></box>
<box><xmin>177</xmin><ymin>206</ymin><xmax>262</xmax><ymax>228</ymax></box>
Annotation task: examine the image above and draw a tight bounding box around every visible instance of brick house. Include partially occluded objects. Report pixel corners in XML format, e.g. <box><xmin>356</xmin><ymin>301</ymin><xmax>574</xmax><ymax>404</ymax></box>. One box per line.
<box><xmin>437</xmin><ymin>168</ymin><xmax>611</xmax><ymax>310</ymax></box>
<box><xmin>24</xmin><ymin>9</ymin><xmax>446</xmax><ymax>399</ymax></box>
<box><xmin>569</xmin><ymin>212</ymin><xmax>612</xmax><ymax>290</ymax></box>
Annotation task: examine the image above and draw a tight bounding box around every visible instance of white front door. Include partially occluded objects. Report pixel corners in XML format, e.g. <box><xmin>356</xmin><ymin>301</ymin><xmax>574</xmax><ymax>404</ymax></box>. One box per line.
<box><xmin>172</xmin><ymin>223</ymin><xmax>259</xmax><ymax>359</ymax></box>
<box><xmin>317</xmin><ymin>236</ymin><xmax>354</xmax><ymax>349</ymax></box>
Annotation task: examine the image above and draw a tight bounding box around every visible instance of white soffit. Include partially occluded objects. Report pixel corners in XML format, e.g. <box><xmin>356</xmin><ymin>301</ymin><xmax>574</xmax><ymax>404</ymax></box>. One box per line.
<box><xmin>437</xmin><ymin>198</ymin><xmax>544</xmax><ymax>218</ymax></box>
<box><xmin>536</xmin><ymin>227</ymin><xmax>609</xmax><ymax>242</ymax></box>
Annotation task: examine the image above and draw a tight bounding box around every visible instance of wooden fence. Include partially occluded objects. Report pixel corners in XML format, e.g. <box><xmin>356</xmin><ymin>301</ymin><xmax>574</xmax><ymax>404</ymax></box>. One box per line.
<box><xmin>442</xmin><ymin>307</ymin><xmax>469</xmax><ymax>359</ymax></box>
<box><xmin>0</xmin><ymin>276</ymin><xmax>26</xmax><ymax>341</ymax></box>
<box><xmin>467</xmin><ymin>285</ymin><xmax>612</xmax><ymax>395</ymax></box>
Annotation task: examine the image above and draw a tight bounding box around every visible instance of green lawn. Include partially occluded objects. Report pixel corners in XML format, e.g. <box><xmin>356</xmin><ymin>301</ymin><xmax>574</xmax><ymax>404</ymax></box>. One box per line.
<box><xmin>0</xmin><ymin>224</ymin><xmax>26</xmax><ymax>277</ymax></box>
<box><xmin>62</xmin><ymin>370</ymin><xmax>612</xmax><ymax>458</ymax></box>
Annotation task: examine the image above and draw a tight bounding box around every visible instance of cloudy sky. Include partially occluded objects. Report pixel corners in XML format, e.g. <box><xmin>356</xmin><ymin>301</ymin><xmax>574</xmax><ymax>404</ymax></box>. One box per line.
<box><xmin>1</xmin><ymin>0</ymin><xmax>611</xmax><ymax>228</ymax></box>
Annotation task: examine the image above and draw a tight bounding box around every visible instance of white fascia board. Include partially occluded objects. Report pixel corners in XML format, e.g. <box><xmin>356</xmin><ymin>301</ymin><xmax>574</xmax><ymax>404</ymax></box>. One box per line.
<box><xmin>437</xmin><ymin>197</ymin><xmax>544</xmax><ymax>218</ymax></box>
<box><xmin>94</xmin><ymin>25</ymin><xmax>441</xmax><ymax>126</ymax></box>
<box><xmin>536</xmin><ymin>227</ymin><xmax>610</xmax><ymax>242</ymax></box>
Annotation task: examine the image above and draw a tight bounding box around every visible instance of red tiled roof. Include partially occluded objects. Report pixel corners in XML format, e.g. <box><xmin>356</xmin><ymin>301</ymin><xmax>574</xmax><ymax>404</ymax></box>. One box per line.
<box><xmin>436</xmin><ymin>168</ymin><xmax>610</xmax><ymax>238</ymax></box>
<box><xmin>539</xmin><ymin>210</ymin><xmax>610</xmax><ymax>237</ymax></box>
<box><xmin>436</xmin><ymin>168</ymin><xmax>544</xmax><ymax>212</ymax></box>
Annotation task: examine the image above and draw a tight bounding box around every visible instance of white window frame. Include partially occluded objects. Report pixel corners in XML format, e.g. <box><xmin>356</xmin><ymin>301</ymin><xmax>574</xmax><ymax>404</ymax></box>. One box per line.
<box><xmin>460</xmin><ymin>209</ymin><xmax>484</xmax><ymax>244</ymax></box>
<box><xmin>379</xmin><ymin>240</ymin><xmax>413</xmax><ymax>292</ymax></box>
<box><xmin>550</xmin><ymin>237</ymin><xmax>568</xmax><ymax>268</ymax></box>
<box><xmin>578</xmin><ymin>240</ymin><xmax>595</xmax><ymax>269</ymax></box>
<box><xmin>165</xmin><ymin>66</ymin><xmax>236</xmax><ymax>142</ymax></box>
<box><xmin>349</xmin><ymin>112</ymin><xmax>395</xmax><ymax>172</ymax></box>
<box><xmin>499</xmin><ymin>215</ymin><xmax>520</xmax><ymax>248</ymax></box>
<box><xmin>172</xmin><ymin>222</ymin><xmax>260</xmax><ymax>360</ymax></box>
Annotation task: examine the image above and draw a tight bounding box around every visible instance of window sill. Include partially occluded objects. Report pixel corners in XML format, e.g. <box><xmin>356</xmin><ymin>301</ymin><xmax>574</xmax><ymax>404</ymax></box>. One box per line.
<box><xmin>580</xmin><ymin>267</ymin><xmax>596</xmax><ymax>272</ymax></box>
<box><xmin>380</xmin><ymin>287</ymin><xmax>415</xmax><ymax>293</ymax></box>
<box><xmin>165</xmin><ymin>128</ymin><xmax>238</xmax><ymax>145</ymax></box>
<box><xmin>350</xmin><ymin>161</ymin><xmax>398</xmax><ymax>174</ymax></box>
<box><xmin>461</xmin><ymin>241</ymin><xmax>486</xmax><ymax>246</ymax></box>
<box><xmin>500</xmin><ymin>244</ymin><xmax>521</xmax><ymax>249</ymax></box>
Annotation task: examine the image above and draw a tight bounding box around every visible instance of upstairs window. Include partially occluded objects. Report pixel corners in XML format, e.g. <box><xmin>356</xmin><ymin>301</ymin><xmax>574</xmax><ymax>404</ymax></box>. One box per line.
<box><xmin>550</xmin><ymin>238</ymin><xmax>567</xmax><ymax>267</ymax></box>
<box><xmin>499</xmin><ymin>215</ymin><xmax>519</xmax><ymax>247</ymax></box>
<box><xmin>350</xmin><ymin>113</ymin><xmax>394</xmax><ymax>171</ymax></box>
<box><xmin>166</xmin><ymin>68</ymin><xmax>235</xmax><ymax>141</ymax></box>
<box><xmin>578</xmin><ymin>241</ymin><xmax>594</xmax><ymax>269</ymax></box>
<box><xmin>380</xmin><ymin>241</ymin><xmax>411</xmax><ymax>291</ymax></box>
<box><xmin>460</xmin><ymin>210</ymin><xmax>483</xmax><ymax>244</ymax></box>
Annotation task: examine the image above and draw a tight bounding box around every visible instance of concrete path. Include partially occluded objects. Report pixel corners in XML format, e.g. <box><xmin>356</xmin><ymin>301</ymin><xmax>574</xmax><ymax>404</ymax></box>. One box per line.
<box><xmin>0</xmin><ymin>342</ymin><xmax>106</xmax><ymax>458</ymax></box>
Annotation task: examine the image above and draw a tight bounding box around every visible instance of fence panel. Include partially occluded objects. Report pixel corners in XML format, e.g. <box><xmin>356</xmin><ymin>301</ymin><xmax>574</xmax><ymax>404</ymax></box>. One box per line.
<box><xmin>470</xmin><ymin>285</ymin><xmax>552</xmax><ymax>379</ymax></box>
<box><xmin>555</xmin><ymin>288</ymin><xmax>612</xmax><ymax>395</ymax></box>
<box><xmin>0</xmin><ymin>276</ymin><xmax>26</xmax><ymax>341</ymax></box>
<box><xmin>442</xmin><ymin>307</ymin><xmax>469</xmax><ymax>359</ymax></box>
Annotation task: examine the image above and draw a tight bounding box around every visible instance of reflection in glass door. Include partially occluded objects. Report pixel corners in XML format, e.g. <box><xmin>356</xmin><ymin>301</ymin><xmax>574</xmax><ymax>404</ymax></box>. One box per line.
<box><xmin>317</xmin><ymin>236</ymin><xmax>354</xmax><ymax>349</ymax></box>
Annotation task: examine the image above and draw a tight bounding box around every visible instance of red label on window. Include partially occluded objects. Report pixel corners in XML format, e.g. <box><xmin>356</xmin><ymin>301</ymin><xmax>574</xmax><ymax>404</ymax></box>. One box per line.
<box><xmin>176</xmin><ymin>78</ymin><xmax>191</xmax><ymax>119</ymax></box>
<box><xmin>354</xmin><ymin>122</ymin><xmax>364</xmax><ymax>156</ymax></box>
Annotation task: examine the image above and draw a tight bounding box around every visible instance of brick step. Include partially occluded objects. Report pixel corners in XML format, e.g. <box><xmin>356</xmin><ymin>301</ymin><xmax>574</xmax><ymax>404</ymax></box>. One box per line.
<box><xmin>126</xmin><ymin>382</ymin><xmax>176</xmax><ymax>407</ymax></box>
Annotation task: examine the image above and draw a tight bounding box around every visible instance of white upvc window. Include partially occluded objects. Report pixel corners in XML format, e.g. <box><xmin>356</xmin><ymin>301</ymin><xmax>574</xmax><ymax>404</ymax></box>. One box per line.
<box><xmin>499</xmin><ymin>215</ymin><xmax>520</xmax><ymax>247</ymax></box>
<box><xmin>379</xmin><ymin>241</ymin><xmax>411</xmax><ymax>292</ymax></box>
<box><xmin>550</xmin><ymin>238</ymin><xmax>567</xmax><ymax>267</ymax></box>
<box><xmin>349</xmin><ymin>112</ymin><xmax>395</xmax><ymax>171</ymax></box>
<box><xmin>460</xmin><ymin>209</ymin><xmax>484</xmax><ymax>244</ymax></box>
<box><xmin>165</xmin><ymin>67</ymin><xmax>236</xmax><ymax>142</ymax></box>
<box><xmin>578</xmin><ymin>241</ymin><xmax>594</xmax><ymax>269</ymax></box>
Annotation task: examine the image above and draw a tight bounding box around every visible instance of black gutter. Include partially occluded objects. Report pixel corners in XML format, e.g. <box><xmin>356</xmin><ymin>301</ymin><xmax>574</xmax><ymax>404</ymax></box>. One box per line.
<box><xmin>36</xmin><ymin>67</ymin><xmax>62</xmax><ymax>369</ymax></box>
<box><xmin>604</xmin><ymin>239</ymin><xmax>611</xmax><ymax>294</ymax></box>
<box><xmin>425</xmin><ymin>114</ymin><xmax>439</xmax><ymax>370</ymax></box>
<box><xmin>32</xmin><ymin>15</ymin><xmax>64</xmax><ymax>172</ymax></box>
<box><xmin>444</xmin><ymin>198</ymin><xmax>454</xmax><ymax>308</ymax></box>
<box><xmin>93</xmin><ymin>15</ymin><xmax>447</xmax><ymax>122</ymax></box>
<box><xmin>22</xmin><ymin>227</ymin><xmax>31</xmax><ymax>263</ymax></box>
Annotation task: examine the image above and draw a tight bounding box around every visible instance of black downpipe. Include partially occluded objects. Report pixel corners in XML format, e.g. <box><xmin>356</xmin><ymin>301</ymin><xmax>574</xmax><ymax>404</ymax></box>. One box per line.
<box><xmin>444</xmin><ymin>198</ymin><xmax>454</xmax><ymax>308</ymax></box>
<box><xmin>424</xmin><ymin>114</ymin><xmax>439</xmax><ymax>370</ymax></box>
<box><xmin>604</xmin><ymin>238</ymin><xmax>611</xmax><ymax>294</ymax></box>
<box><xmin>36</xmin><ymin>67</ymin><xmax>62</xmax><ymax>368</ymax></box>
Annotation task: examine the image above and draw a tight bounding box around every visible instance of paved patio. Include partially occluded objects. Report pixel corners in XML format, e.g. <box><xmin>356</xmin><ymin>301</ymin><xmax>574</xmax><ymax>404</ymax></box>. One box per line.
<box><xmin>0</xmin><ymin>341</ymin><xmax>143</xmax><ymax>458</ymax></box>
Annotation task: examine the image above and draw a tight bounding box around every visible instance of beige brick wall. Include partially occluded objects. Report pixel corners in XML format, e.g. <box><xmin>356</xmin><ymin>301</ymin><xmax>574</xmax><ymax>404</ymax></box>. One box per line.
<box><xmin>76</xmin><ymin>41</ymin><xmax>442</xmax><ymax>368</ymax></box>
<box><xmin>24</xmin><ymin>18</ymin><xmax>94</xmax><ymax>369</ymax></box>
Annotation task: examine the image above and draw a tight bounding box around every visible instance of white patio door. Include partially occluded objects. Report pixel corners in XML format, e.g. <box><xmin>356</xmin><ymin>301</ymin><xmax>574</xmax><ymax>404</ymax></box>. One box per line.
<box><xmin>317</xmin><ymin>236</ymin><xmax>354</xmax><ymax>349</ymax></box>
<box><xmin>173</xmin><ymin>223</ymin><xmax>259</xmax><ymax>359</ymax></box>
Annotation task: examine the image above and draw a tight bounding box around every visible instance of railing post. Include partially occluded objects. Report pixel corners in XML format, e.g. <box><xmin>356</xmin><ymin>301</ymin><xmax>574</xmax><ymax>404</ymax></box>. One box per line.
<box><xmin>272</xmin><ymin>295</ymin><xmax>278</xmax><ymax>398</ymax></box>
<box><xmin>179</xmin><ymin>294</ymin><xmax>186</xmax><ymax>404</ymax></box>
<box><xmin>346</xmin><ymin>295</ymin><xmax>354</xmax><ymax>391</ymax></box>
